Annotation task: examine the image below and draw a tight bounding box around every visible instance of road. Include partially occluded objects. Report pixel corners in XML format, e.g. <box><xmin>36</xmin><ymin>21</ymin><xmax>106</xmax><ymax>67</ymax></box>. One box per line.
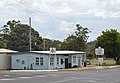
<box><xmin>0</xmin><ymin>68</ymin><xmax>120</xmax><ymax>83</ymax></box>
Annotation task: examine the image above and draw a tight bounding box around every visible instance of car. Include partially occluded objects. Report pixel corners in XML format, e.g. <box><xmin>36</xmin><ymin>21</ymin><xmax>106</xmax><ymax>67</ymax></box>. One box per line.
<box><xmin>85</xmin><ymin>60</ymin><xmax>91</xmax><ymax>65</ymax></box>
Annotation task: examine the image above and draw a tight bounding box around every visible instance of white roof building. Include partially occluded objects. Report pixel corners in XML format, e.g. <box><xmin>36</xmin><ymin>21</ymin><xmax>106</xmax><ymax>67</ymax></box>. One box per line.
<box><xmin>0</xmin><ymin>48</ymin><xmax>18</xmax><ymax>69</ymax></box>
<box><xmin>12</xmin><ymin>50</ymin><xmax>86</xmax><ymax>70</ymax></box>
<box><xmin>0</xmin><ymin>48</ymin><xmax>18</xmax><ymax>53</ymax></box>
<box><xmin>31</xmin><ymin>51</ymin><xmax>86</xmax><ymax>55</ymax></box>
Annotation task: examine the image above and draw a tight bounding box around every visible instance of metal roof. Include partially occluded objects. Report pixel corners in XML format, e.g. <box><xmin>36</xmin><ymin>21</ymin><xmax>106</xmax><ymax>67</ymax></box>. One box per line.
<box><xmin>31</xmin><ymin>51</ymin><xmax>86</xmax><ymax>55</ymax></box>
<box><xmin>0</xmin><ymin>49</ymin><xmax>18</xmax><ymax>53</ymax></box>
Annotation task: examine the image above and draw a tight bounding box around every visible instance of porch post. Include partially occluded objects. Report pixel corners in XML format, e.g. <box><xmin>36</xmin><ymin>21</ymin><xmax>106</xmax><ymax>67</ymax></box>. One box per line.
<box><xmin>48</xmin><ymin>54</ymin><xmax>50</xmax><ymax>70</ymax></box>
<box><xmin>55</xmin><ymin>53</ymin><xmax>57</xmax><ymax>69</ymax></box>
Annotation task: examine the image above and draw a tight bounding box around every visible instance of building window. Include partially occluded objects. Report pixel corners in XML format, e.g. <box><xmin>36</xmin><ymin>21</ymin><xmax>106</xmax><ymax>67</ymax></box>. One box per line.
<box><xmin>40</xmin><ymin>57</ymin><xmax>44</xmax><ymax>65</ymax></box>
<box><xmin>35</xmin><ymin>57</ymin><xmax>44</xmax><ymax>66</ymax></box>
<box><xmin>36</xmin><ymin>57</ymin><xmax>39</xmax><ymax>65</ymax></box>
<box><xmin>16</xmin><ymin>59</ymin><xmax>20</xmax><ymax>62</ymax></box>
<box><xmin>57</xmin><ymin>57</ymin><xmax>59</xmax><ymax>65</ymax></box>
<box><xmin>73</xmin><ymin>56</ymin><xmax>76</xmax><ymax>64</ymax></box>
<box><xmin>50</xmin><ymin>57</ymin><xmax>54</xmax><ymax>66</ymax></box>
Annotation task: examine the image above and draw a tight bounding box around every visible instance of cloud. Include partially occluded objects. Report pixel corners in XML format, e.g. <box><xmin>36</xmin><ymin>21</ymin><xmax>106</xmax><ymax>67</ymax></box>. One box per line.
<box><xmin>60</xmin><ymin>21</ymin><xmax>75</xmax><ymax>31</ymax></box>
<box><xmin>111</xmin><ymin>12</ymin><xmax>120</xmax><ymax>18</ymax></box>
<box><xmin>0</xmin><ymin>1</ymin><xmax>4</xmax><ymax>8</ymax></box>
<box><xmin>94</xmin><ymin>12</ymin><xmax>105</xmax><ymax>17</ymax></box>
<box><xmin>0</xmin><ymin>0</ymin><xmax>120</xmax><ymax>42</ymax></box>
<box><xmin>7</xmin><ymin>18</ymin><xmax>21</xmax><ymax>21</ymax></box>
<box><xmin>56</xmin><ymin>3</ymin><xmax>73</xmax><ymax>13</ymax></box>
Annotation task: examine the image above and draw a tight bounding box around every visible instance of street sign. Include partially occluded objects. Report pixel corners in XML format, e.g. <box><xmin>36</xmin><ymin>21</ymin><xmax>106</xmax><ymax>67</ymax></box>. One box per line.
<box><xmin>50</xmin><ymin>48</ymin><xmax>56</xmax><ymax>54</ymax></box>
<box><xmin>95</xmin><ymin>46</ymin><xmax>104</xmax><ymax>55</ymax></box>
<box><xmin>98</xmin><ymin>58</ymin><xmax>104</xmax><ymax>65</ymax></box>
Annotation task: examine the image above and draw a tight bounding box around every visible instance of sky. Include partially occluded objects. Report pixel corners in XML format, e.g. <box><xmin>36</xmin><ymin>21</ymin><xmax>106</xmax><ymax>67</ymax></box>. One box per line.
<box><xmin>0</xmin><ymin>0</ymin><xmax>120</xmax><ymax>42</ymax></box>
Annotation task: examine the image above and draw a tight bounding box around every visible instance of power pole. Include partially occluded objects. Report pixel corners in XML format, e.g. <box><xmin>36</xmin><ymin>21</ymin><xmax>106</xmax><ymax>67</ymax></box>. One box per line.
<box><xmin>43</xmin><ymin>39</ymin><xmax>46</xmax><ymax>51</ymax></box>
<box><xmin>29</xmin><ymin>17</ymin><xmax>32</xmax><ymax>51</ymax></box>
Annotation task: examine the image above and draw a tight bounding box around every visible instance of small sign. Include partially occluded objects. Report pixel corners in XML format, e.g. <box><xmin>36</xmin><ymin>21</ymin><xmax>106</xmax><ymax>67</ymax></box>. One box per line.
<box><xmin>98</xmin><ymin>58</ymin><xmax>104</xmax><ymax>65</ymax></box>
<box><xmin>95</xmin><ymin>46</ymin><xmax>104</xmax><ymax>55</ymax></box>
<box><xmin>50</xmin><ymin>48</ymin><xmax>56</xmax><ymax>54</ymax></box>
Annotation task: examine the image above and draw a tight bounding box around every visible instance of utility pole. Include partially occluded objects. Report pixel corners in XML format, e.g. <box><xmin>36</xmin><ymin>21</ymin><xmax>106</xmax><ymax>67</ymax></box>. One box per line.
<box><xmin>43</xmin><ymin>39</ymin><xmax>46</xmax><ymax>51</ymax></box>
<box><xmin>29</xmin><ymin>17</ymin><xmax>32</xmax><ymax>51</ymax></box>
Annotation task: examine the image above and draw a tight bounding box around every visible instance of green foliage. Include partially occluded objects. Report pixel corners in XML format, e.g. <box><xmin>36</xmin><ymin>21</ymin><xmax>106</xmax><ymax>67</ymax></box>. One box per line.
<box><xmin>61</xmin><ymin>35</ymin><xmax>79</xmax><ymax>50</ymax></box>
<box><xmin>87</xmin><ymin>41</ymin><xmax>96</xmax><ymax>59</ymax></box>
<box><xmin>96</xmin><ymin>29</ymin><xmax>120</xmax><ymax>64</ymax></box>
<box><xmin>42</xmin><ymin>38</ymin><xmax>62</xmax><ymax>51</ymax></box>
<box><xmin>1</xmin><ymin>21</ymin><xmax>91</xmax><ymax>52</ymax></box>
<box><xmin>61</xmin><ymin>24</ymin><xmax>91</xmax><ymax>51</ymax></box>
<box><xmin>1</xmin><ymin>20</ymin><xmax>43</xmax><ymax>51</ymax></box>
<box><xmin>75</xmin><ymin>24</ymin><xmax>91</xmax><ymax>42</ymax></box>
<box><xmin>0</xmin><ymin>38</ymin><xmax>5</xmax><ymax>48</ymax></box>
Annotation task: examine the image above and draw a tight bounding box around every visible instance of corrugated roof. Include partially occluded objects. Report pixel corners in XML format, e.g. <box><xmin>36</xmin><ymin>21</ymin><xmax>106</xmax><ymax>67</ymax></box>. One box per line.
<box><xmin>31</xmin><ymin>51</ymin><xmax>86</xmax><ymax>54</ymax></box>
<box><xmin>0</xmin><ymin>49</ymin><xmax>18</xmax><ymax>53</ymax></box>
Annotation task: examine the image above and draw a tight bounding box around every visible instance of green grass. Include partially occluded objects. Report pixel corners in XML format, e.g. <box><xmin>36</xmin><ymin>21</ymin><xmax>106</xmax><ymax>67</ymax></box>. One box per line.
<box><xmin>90</xmin><ymin>59</ymin><xmax>116</xmax><ymax>66</ymax></box>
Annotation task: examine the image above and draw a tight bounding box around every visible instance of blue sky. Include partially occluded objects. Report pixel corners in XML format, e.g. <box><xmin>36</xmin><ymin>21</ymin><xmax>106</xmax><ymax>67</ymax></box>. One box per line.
<box><xmin>0</xmin><ymin>0</ymin><xmax>120</xmax><ymax>42</ymax></box>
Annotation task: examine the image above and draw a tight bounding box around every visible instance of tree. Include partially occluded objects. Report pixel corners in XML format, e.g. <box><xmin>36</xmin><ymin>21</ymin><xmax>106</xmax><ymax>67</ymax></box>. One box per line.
<box><xmin>1</xmin><ymin>20</ymin><xmax>42</xmax><ymax>51</ymax></box>
<box><xmin>61</xmin><ymin>24</ymin><xmax>91</xmax><ymax>51</ymax></box>
<box><xmin>0</xmin><ymin>24</ymin><xmax>11</xmax><ymax>48</ymax></box>
<box><xmin>42</xmin><ymin>38</ymin><xmax>62</xmax><ymax>51</ymax></box>
<box><xmin>61</xmin><ymin>34</ymin><xmax>78</xmax><ymax>50</ymax></box>
<box><xmin>95</xmin><ymin>29</ymin><xmax>120</xmax><ymax>64</ymax></box>
<box><xmin>75</xmin><ymin>24</ymin><xmax>90</xmax><ymax>42</ymax></box>
<box><xmin>87</xmin><ymin>41</ymin><xmax>96</xmax><ymax>59</ymax></box>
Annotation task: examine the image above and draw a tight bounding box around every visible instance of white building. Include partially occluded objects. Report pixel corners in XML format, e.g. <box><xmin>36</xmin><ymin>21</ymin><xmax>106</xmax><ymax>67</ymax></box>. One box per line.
<box><xmin>0</xmin><ymin>49</ymin><xmax>18</xmax><ymax>69</ymax></box>
<box><xmin>12</xmin><ymin>51</ymin><xmax>86</xmax><ymax>70</ymax></box>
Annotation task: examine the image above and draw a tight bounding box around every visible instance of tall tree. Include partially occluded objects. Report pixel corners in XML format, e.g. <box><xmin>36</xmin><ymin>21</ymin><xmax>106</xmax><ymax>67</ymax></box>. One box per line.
<box><xmin>75</xmin><ymin>24</ymin><xmax>90</xmax><ymax>42</ymax></box>
<box><xmin>1</xmin><ymin>20</ymin><xmax>42</xmax><ymax>51</ymax></box>
<box><xmin>0</xmin><ymin>24</ymin><xmax>10</xmax><ymax>48</ymax></box>
<box><xmin>96</xmin><ymin>29</ymin><xmax>120</xmax><ymax>64</ymax></box>
<box><xmin>61</xmin><ymin>24</ymin><xmax>91</xmax><ymax>51</ymax></box>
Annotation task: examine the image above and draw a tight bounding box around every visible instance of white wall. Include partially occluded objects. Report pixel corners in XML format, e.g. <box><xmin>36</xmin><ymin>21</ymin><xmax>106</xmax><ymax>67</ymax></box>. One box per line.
<box><xmin>0</xmin><ymin>54</ymin><xmax>11</xmax><ymax>69</ymax></box>
<box><xmin>12</xmin><ymin>54</ymin><xmax>28</xmax><ymax>69</ymax></box>
<box><xmin>71</xmin><ymin>54</ymin><xmax>83</xmax><ymax>67</ymax></box>
<box><xmin>49</xmin><ymin>55</ymin><xmax>65</xmax><ymax>69</ymax></box>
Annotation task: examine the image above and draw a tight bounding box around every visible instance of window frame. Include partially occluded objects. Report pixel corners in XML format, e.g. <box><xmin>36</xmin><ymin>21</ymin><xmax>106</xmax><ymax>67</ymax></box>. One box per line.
<box><xmin>40</xmin><ymin>57</ymin><xmax>44</xmax><ymax>66</ymax></box>
<box><xmin>50</xmin><ymin>57</ymin><xmax>54</xmax><ymax>66</ymax></box>
<box><xmin>73</xmin><ymin>56</ymin><xmax>76</xmax><ymax>64</ymax></box>
<box><xmin>57</xmin><ymin>57</ymin><xmax>59</xmax><ymax>65</ymax></box>
<box><xmin>35</xmin><ymin>57</ymin><xmax>44</xmax><ymax>66</ymax></box>
<box><xmin>35</xmin><ymin>57</ymin><xmax>39</xmax><ymax>65</ymax></box>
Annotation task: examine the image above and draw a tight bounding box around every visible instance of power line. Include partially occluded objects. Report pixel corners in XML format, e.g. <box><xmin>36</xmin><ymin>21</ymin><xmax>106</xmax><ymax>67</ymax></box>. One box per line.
<box><xmin>4</xmin><ymin>0</ymin><xmax>49</xmax><ymax>22</ymax></box>
<box><xmin>19</xmin><ymin>0</ymin><xmax>65</xmax><ymax>21</ymax></box>
<box><xmin>2</xmin><ymin>0</ymin><xmax>66</xmax><ymax>23</ymax></box>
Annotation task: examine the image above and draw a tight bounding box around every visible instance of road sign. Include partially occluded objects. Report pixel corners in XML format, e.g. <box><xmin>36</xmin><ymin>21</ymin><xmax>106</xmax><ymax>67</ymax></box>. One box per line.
<box><xmin>95</xmin><ymin>46</ymin><xmax>104</xmax><ymax>55</ymax></box>
<box><xmin>50</xmin><ymin>48</ymin><xmax>56</xmax><ymax>54</ymax></box>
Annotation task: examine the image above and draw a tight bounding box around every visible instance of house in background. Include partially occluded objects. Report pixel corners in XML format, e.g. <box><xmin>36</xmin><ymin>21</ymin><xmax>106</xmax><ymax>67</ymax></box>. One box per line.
<box><xmin>0</xmin><ymin>48</ymin><xmax>18</xmax><ymax>70</ymax></box>
<box><xmin>12</xmin><ymin>51</ymin><xmax>86</xmax><ymax>70</ymax></box>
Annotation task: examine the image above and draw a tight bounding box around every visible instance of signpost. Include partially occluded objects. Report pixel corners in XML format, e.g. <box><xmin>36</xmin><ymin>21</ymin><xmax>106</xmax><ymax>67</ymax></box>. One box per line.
<box><xmin>49</xmin><ymin>48</ymin><xmax>56</xmax><ymax>69</ymax></box>
<box><xmin>95</xmin><ymin>46</ymin><xmax>104</xmax><ymax>56</ymax></box>
<box><xmin>50</xmin><ymin>48</ymin><xmax>56</xmax><ymax>54</ymax></box>
<box><xmin>95</xmin><ymin>46</ymin><xmax>104</xmax><ymax>65</ymax></box>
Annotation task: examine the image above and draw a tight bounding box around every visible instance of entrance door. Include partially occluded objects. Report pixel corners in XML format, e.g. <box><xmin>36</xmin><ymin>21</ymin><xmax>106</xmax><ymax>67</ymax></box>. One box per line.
<box><xmin>65</xmin><ymin>58</ymin><xmax>69</xmax><ymax>68</ymax></box>
<box><xmin>30</xmin><ymin>64</ymin><xmax>33</xmax><ymax>69</ymax></box>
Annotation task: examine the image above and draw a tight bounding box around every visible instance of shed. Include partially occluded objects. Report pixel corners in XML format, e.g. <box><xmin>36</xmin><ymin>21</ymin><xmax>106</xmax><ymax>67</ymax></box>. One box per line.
<box><xmin>0</xmin><ymin>49</ymin><xmax>18</xmax><ymax>69</ymax></box>
<box><xmin>12</xmin><ymin>51</ymin><xmax>86</xmax><ymax>70</ymax></box>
